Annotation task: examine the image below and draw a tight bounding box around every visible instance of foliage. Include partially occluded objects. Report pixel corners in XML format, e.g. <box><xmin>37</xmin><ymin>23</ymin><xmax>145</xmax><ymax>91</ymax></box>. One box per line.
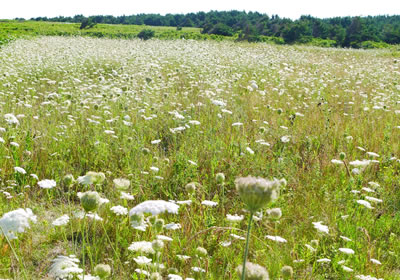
<box><xmin>26</xmin><ymin>11</ymin><xmax>400</xmax><ymax>47</ymax></box>
<box><xmin>137</xmin><ymin>29</ymin><xmax>155</xmax><ymax>40</ymax></box>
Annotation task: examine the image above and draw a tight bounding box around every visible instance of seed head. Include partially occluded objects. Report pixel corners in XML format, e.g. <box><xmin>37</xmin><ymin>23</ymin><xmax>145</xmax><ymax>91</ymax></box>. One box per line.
<box><xmin>235</xmin><ymin>176</ymin><xmax>283</xmax><ymax>213</ymax></box>
<box><xmin>236</xmin><ymin>262</ymin><xmax>269</xmax><ymax>280</ymax></box>
<box><xmin>80</xmin><ymin>191</ymin><xmax>101</xmax><ymax>212</ymax></box>
<box><xmin>281</xmin><ymin>265</ymin><xmax>293</xmax><ymax>279</ymax></box>
<box><xmin>94</xmin><ymin>264</ymin><xmax>111</xmax><ymax>279</ymax></box>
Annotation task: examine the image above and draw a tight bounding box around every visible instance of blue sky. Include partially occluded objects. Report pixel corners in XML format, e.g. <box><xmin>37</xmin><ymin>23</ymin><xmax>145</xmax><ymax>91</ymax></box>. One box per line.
<box><xmin>2</xmin><ymin>0</ymin><xmax>399</xmax><ymax>20</ymax></box>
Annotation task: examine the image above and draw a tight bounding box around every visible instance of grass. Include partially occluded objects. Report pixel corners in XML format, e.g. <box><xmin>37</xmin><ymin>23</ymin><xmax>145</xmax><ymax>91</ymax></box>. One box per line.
<box><xmin>0</xmin><ymin>20</ymin><xmax>231</xmax><ymax>46</ymax></box>
<box><xmin>0</xmin><ymin>36</ymin><xmax>399</xmax><ymax>279</ymax></box>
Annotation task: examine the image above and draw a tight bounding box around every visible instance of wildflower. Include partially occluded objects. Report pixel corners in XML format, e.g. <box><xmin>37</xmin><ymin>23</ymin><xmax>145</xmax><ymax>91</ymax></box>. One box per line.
<box><xmin>129</xmin><ymin>200</ymin><xmax>179</xmax><ymax>216</ymax></box>
<box><xmin>201</xmin><ymin>200</ymin><xmax>218</xmax><ymax>207</ymax></box>
<box><xmin>110</xmin><ymin>205</ymin><xmax>128</xmax><ymax>216</ymax></box>
<box><xmin>0</xmin><ymin>208</ymin><xmax>37</xmax><ymax>239</ymax></box>
<box><xmin>281</xmin><ymin>266</ymin><xmax>293</xmax><ymax>279</ymax></box>
<box><xmin>128</xmin><ymin>241</ymin><xmax>155</xmax><ymax>254</ymax></box>
<box><xmin>236</xmin><ymin>262</ymin><xmax>269</xmax><ymax>280</ymax></box>
<box><xmin>356</xmin><ymin>200</ymin><xmax>374</xmax><ymax>209</ymax></box>
<box><xmin>14</xmin><ymin>166</ymin><xmax>26</xmax><ymax>174</ymax></box>
<box><xmin>265</xmin><ymin>235</ymin><xmax>287</xmax><ymax>243</ymax></box>
<box><xmin>316</xmin><ymin>258</ymin><xmax>331</xmax><ymax>263</ymax></box>
<box><xmin>215</xmin><ymin>173</ymin><xmax>225</xmax><ymax>184</ymax></box>
<box><xmin>331</xmin><ymin>159</ymin><xmax>344</xmax><ymax>165</ymax></box>
<box><xmin>226</xmin><ymin>214</ymin><xmax>244</xmax><ymax>222</ymax></box>
<box><xmin>152</xmin><ymin>239</ymin><xmax>164</xmax><ymax>251</ymax></box>
<box><xmin>281</xmin><ymin>136</ymin><xmax>290</xmax><ymax>143</ymax></box>
<box><xmin>120</xmin><ymin>191</ymin><xmax>134</xmax><ymax>200</ymax></box>
<box><xmin>80</xmin><ymin>191</ymin><xmax>101</xmax><ymax>212</ymax></box>
<box><xmin>94</xmin><ymin>264</ymin><xmax>111</xmax><ymax>278</ymax></box>
<box><xmin>134</xmin><ymin>256</ymin><xmax>152</xmax><ymax>265</ymax></box>
<box><xmin>49</xmin><ymin>255</ymin><xmax>83</xmax><ymax>279</ymax></box>
<box><xmin>195</xmin><ymin>247</ymin><xmax>208</xmax><ymax>257</ymax></box>
<box><xmin>266</xmin><ymin>208</ymin><xmax>282</xmax><ymax>220</ymax></box>
<box><xmin>339</xmin><ymin>248</ymin><xmax>355</xmax><ymax>255</ymax></box>
<box><xmin>165</xmin><ymin>223</ymin><xmax>181</xmax><ymax>230</ymax></box>
<box><xmin>312</xmin><ymin>221</ymin><xmax>329</xmax><ymax>234</ymax></box>
<box><xmin>52</xmin><ymin>214</ymin><xmax>70</xmax><ymax>226</ymax></box>
<box><xmin>235</xmin><ymin>176</ymin><xmax>282</xmax><ymax>213</ymax></box>
<box><xmin>4</xmin><ymin>113</ymin><xmax>19</xmax><ymax>125</ymax></box>
<box><xmin>38</xmin><ymin>179</ymin><xmax>56</xmax><ymax>189</ymax></box>
<box><xmin>342</xmin><ymin>265</ymin><xmax>353</xmax><ymax>272</ymax></box>
<box><xmin>370</xmin><ymin>258</ymin><xmax>382</xmax><ymax>265</ymax></box>
<box><xmin>113</xmin><ymin>178</ymin><xmax>130</xmax><ymax>190</ymax></box>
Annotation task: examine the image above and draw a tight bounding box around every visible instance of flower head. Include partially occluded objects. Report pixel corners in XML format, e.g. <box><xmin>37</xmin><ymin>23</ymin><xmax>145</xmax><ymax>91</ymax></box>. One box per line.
<box><xmin>236</xmin><ymin>262</ymin><xmax>269</xmax><ymax>280</ymax></box>
<box><xmin>235</xmin><ymin>176</ymin><xmax>283</xmax><ymax>213</ymax></box>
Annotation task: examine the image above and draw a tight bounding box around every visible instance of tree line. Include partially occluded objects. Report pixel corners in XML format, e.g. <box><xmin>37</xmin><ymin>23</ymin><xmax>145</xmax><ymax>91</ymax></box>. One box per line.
<box><xmin>29</xmin><ymin>11</ymin><xmax>400</xmax><ymax>47</ymax></box>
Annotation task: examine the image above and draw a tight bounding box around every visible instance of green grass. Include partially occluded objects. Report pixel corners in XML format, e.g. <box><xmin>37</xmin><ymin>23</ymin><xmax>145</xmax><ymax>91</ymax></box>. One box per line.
<box><xmin>0</xmin><ymin>36</ymin><xmax>399</xmax><ymax>279</ymax></box>
<box><xmin>0</xmin><ymin>20</ymin><xmax>231</xmax><ymax>46</ymax></box>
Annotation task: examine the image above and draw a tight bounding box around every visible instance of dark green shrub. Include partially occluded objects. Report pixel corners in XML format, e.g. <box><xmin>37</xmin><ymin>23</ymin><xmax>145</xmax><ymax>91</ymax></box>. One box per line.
<box><xmin>137</xmin><ymin>29</ymin><xmax>155</xmax><ymax>40</ymax></box>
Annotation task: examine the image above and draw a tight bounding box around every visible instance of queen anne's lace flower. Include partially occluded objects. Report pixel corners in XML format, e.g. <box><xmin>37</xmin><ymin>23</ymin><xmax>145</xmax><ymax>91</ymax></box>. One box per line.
<box><xmin>0</xmin><ymin>208</ymin><xmax>37</xmax><ymax>239</ymax></box>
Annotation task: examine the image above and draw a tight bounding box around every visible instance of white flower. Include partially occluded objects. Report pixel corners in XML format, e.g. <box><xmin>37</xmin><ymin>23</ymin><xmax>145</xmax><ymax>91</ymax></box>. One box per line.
<box><xmin>165</xmin><ymin>223</ymin><xmax>181</xmax><ymax>230</ymax></box>
<box><xmin>113</xmin><ymin>178</ymin><xmax>130</xmax><ymax>190</ymax></box>
<box><xmin>265</xmin><ymin>235</ymin><xmax>287</xmax><ymax>243</ymax></box>
<box><xmin>128</xmin><ymin>241</ymin><xmax>155</xmax><ymax>254</ymax></box>
<box><xmin>281</xmin><ymin>135</ymin><xmax>290</xmax><ymax>143</ymax></box>
<box><xmin>316</xmin><ymin>258</ymin><xmax>331</xmax><ymax>263</ymax></box>
<box><xmin>134</xmin><ymin>256</ymin><xmax>152</xmax><ymax>265</ymax></box>
<box><xmin>52</xmin><ymin>214</ymin><xmax>70</xmax><ymax>226</ymax></box>
<box><xmin>356</xmin><ymin>200</ymin><xmax>374</xmax><ymax>209</ymax></box>
<box><xmin>366</xmin><ymin>152</ymin><xmax>379</xmax><ymax>158</ymax></box>
<box><xmin>211</xmin><ymin>99</ymin><xmax>226</xmax><ymax>106</ymax></box>
<box><xmin>14</xmin><ymin>167</ymin><xmax>26</xmax><ymax>174</ymax></box>
<box><xmin>312</xmin><ymin>221</ymin><xmax>329</xmax><ymax>234</ymax></box>
<box><xmin>135</xmin><ymin>269</ymin><xmax>150</xmax><ymax>276</ymax></box>
<box><xmin>157</xmin><ymin>235</ymin><xmax>173</xmax><ymax>241</ymax></box>
<box><xmin>191</xmin><ymin>267</ymin><xmax>206</xmax><ymax>273</ymax></box>
<box><xmin>355</xmin><ymin>275</ymin><xmax>383</xmax><ymax>280</ymax></box>
<box><xmin>365</xmin><ymin>196</ymin><xmax>383</xmax><ymax>203</ymax></box>
<box><xmin>4</xmin><ymin>114</ymin><xmax>19</xmax><ymax>125</ymax></box>
<box><xmin>110</xmin><ymin>205</ymin><xmax>128</xmax><ymax>216</ymax></box>
<box><xmin>38</xmin><ymin>179</ymin><xmax>56</xmax><ymax>189</ymax></box>
<box><xmin>0</xmin><ymin>208</ymin><xmax>37</xmax><ymax>239</ymax></box>
<box><xmin>340</xmin><ymin>236</ymin><xmax>352</xmax><ymax>242</ymax></box>
<box><xmin>370</xmin><ymin>258</ymin><xmax>381</xmax><ymax>265</ymax></box>
<box><xmin>201</xmin><ymin>200</ymin><xmax>218</xmax><ymax>207</ymax></box>
<box><xmin>151</xmin><ymin>139</ymin><xmax>161</xmax><ymax>144</ymax></box>
<box><xmin>339</xmin><ymin>248</ymin><xmax>355</xmax><ymax>255</ymax></box>
<box><xmin>49</xmin><ymin>255</ymin><xmax>83</xmax><ymax>279</ymax></box>
<box><xmin>226</xmin><ymin>214</ymin><xmax>244</xmax><ymax>222</ymax></box>
<box><xmin>342</xmin><ymin>265</ymin><xmax>353</xmax><ymax>272</ymax></box>
<box><xmin>168</xmin><ymin>274</ymin><xmax>183</xmax><ymax>280</ymax></box>
<box><xmin>246</xmin><ymin>147</ymin><xmax>255</xmax><ymax>154</ymax></box>
<box><xmin>129</xmin><ymin>200</ymin><xmax>179</xmax><ymax>216</ymax></box>
<box><xmin>120</xmin><ymin>191</ymin><xmax>134</xmax><ymax>200</ymax></box>
<box><xmin>232</xmin><ymin>122</ymin><xmax>243</xmax><ymax>127</ymax></box>
<box><xmin>331</xmin><ymin>159</ymin><xmax>344</xmax><ymax>165</ymax></box>
<box><xmin>349</xmin><ymin>160</ymin><xmax>370</xmax><ymax>167</ymax></box>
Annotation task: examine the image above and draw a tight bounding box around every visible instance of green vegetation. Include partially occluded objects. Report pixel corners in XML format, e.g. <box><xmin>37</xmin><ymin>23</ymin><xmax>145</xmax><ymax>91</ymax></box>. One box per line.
<box><xmin>0</xmin><ymin>36</ymin><xmax>400</xmax><ymax>279</ymax></box>
<box><xmin>0</xmin><ymin>20</ymin><xmax>230</xmax><ymax>47</ymax></box>
<box><xmin>26</xmin><ymin>11</ymin><xmax>400</xmax><ymax>47</ymax></box>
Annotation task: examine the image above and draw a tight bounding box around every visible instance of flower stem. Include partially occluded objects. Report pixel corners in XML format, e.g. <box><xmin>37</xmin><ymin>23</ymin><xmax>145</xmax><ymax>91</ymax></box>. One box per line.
<box><xmin>241</xmin><ymin>212</ymin><xmax>253</xmax><ymax>280</ymax></box>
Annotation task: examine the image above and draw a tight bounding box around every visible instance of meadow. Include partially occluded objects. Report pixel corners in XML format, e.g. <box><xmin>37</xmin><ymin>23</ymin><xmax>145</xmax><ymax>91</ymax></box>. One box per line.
<box><xmin>0</xmin><ymin>36</ymin><xmax>400</xmax><ymax>279</ymax></box>
<box><xmin>0</xmin><ymin>20</ymin><xmax>228</xmax><ymax>46</ymax></box>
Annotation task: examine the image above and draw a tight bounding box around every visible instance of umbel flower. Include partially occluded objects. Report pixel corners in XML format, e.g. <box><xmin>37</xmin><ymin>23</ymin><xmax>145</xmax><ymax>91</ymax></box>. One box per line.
<box><xmin>236</xmin><ymin>262</ymin><xmax>269</xmax><ymax>280</ymax></box>
<box><xmin>0</xmin><ymin>208</ymin><xmax>37</xmax><ymax>239</ymax></box>
<box><xmin>80</xmin><ymin>191</ymin><xmax>101</xmax><ymax>212</ymax></box>
<box><xmin>235</xmin><ymin>176</ymin><xmax>284</xmax><ymax>213</ymax></box>
<box><xmin>236</xmin><ymin>176</ymin><xmax>286</xmax><ymax>280</ymax></box>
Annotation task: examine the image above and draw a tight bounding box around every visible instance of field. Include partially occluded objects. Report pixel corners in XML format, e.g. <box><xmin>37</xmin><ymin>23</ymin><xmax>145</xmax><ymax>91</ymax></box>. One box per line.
<box><xmin>0</xmin><ymin>20</ymin><xmax>229</xmax><ymax>46</ymax></box>
<box><xmin>0</xmin><ymin>36</ymin><xmax>400</xmax><ymax>279</ymax></box>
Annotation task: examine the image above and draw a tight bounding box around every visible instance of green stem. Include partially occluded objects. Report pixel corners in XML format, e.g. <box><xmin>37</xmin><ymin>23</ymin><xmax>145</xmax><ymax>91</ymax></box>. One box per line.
<box><xmin>241</xmin><ymin>212</ymin><xmax>253</xmax><ymax>280</ymax></box>
<box><xmin>82</xmin><ymin>213</ymin><xmax>86</xmax><ymax>279</ymax></box>
<box><xmin>0</xmin><ymin>228</ymin><xmax>27</xmax><ymax>280</ymax></box>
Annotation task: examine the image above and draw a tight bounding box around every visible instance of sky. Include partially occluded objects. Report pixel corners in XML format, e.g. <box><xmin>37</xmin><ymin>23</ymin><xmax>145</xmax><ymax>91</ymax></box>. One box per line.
<box><xmin>1</xmin><ymin>0</ymin><xmax>399</xmax><ymax>20</ymax></box>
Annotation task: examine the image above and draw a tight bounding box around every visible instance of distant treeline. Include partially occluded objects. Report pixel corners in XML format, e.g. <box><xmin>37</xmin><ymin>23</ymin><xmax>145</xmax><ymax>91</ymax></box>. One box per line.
<box><xmin>28</xmin><ymin>11</ymin><xmax>400</xmax><ymax>47</ymax></box>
